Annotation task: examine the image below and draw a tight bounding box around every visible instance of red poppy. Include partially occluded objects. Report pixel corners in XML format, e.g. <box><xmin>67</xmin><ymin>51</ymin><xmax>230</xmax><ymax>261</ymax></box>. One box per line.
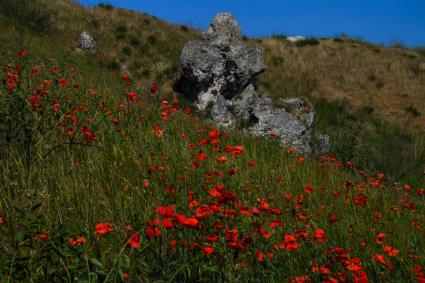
<box><xmin>256</xmin><ymin>249</ymin><xmax>265</xmax><ymax>262</ymax></box>
<box><xmin>150</xmin><ymin>83</ymin><xmax>158</xmax><ymax>94</ymax></box>
<box><xmin>313</xmin><ymin>228</ymin><xmax>326</xmax><ymax>243</ymax></box>
<box><xmin>304</xmin><ymin>184</ymin><xmax>314</xmax><ymax>193</ymax></box>
<box><xmin>328</xmin><ymin>213</ymin><xmax>338</xmax><ymax>223</ymax></box>
<box><xmin>353</xmin><ymin>271</ymin><xmax>368</xmax><ymax>283</ymax></box>
<box><xmin>68</xmin><ymin>236</ymin><xmax>87</xmax><ymax>246</ymax></box>
<box><xmin>373</xmin><ymin>254</ymin><xmax>386</xmax><ymax>265</ymax></box>
<box><xmin>128</xmin><ymin>91</ymin><xmax>136</xmax><ymax>102</ymax></box>
<box><xmin>354</xmin><ymin>193</ymin><xmax>368</xmax><ymax>207</ymax></box>
<box><xmin>95</xmin><ymin>223</ymin><xmax>113</xmax><ymax>235</ymax></box>
<box><xmin>128</xmin><ymin>231</ymin><xmax>141</xmax><ymax>249</ymax></box>
<box><xmin>383</xmin><ymin>245</ymin><xmax>399</xmax><ymax>257</ymax></box>
<box><xmin>146</xmin><ymin>227</ymin><xmax>161</xmax><ymax>237</ymax></box>
<box><xmin>18</xmin><ymin>50</ymin><xmax>28</xmax><ymax>57</ymax></box>
<box><xmin>198</xmin><ymin>153</ymin><xmax>208</xmax><ymax>161</ymax></box>
<box><xmin>202</xmin><ymin>245</ymin><xmax>214</xmax><ymax>255</ymax></box>
<box><xmin>216</xmin><ymin>156</ymin><xmax>227</xmax><ymax>163</ymax></box>
<box><xmin>248</xmin><ymin>161</ymin><xmax>256</xmax><ymax>167</ymax></box>
<box><xmin>375</xmin><ymin>233</ymin><xmax>385</xmax><ymax>245</ymax></box>
<box><xmin>58</xmin><ymin>78</ymin><xmax>68</xmax><ymax>86</ymax></box>
<box><xmin>36</xmin><ymin>233</ymin><xmax>49</xmax><ymax>240</ymax></box>
<box><xmin>283</xmin><ymin>234</ymin><xmax>299</xmax><ymax>251</ymax></box>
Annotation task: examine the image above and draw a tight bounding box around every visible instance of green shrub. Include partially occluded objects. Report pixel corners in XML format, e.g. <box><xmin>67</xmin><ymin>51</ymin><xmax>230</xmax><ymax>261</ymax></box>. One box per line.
<box><xmin>405</xmin><ymin>106</ymin><xmax>422</xmax><ymax>118</ymax></box>
<box><xmin>97</xmin><ymin>3</ymin><xmax>113</xmax><ymax>10</ymax></box>
<box><xmin>116</xmin><ymin>25</ymin><xmax>128</xmax><ymax>34</ymax></box>
<box><xmin>122</xmin><ymin>46</ymin><xmax>132</xmax><ymax>57</ymax></box>
<box><xmin>271</xmin><ymin>34</ymin><xmax>286</xmax><ymax>41</ymax></box>
<box><xmin>295</xmin><ymin>38</ymin><xmax>320</xmax><ymax>47</ymax></box>
<box><xmin>147</xmin><ymin>34</ymin><xmax>158</xmax><ymax>45</ymax></box>
<box><xmin>128</xmin><ymin>35</ymin><xmax>140</xmax><ymax>47</ymax></box>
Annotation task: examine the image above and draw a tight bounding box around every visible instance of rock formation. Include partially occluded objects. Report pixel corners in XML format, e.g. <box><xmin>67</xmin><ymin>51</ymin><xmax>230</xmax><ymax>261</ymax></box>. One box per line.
<box><xmin>78</xmin><ymin>31</ymin><xmax>96</xmax><ymax>53</ymax></box>
<box><xmin>177</xmin><ymin>13</ymin><xmax>329</xmax><ymax>153</ymax></box>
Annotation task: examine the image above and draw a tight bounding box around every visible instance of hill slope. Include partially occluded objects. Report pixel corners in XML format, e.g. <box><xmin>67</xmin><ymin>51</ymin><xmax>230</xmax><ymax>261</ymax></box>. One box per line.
<box><xmin>0</xmin><ymin>1</ymin><xmax>424</xmax><ymax>282</ymax></box>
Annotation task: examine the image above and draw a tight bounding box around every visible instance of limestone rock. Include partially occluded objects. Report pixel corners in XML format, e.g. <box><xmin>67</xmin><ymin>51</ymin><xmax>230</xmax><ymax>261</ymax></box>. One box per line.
<box><xmin>78</xmin><ymin>31</ymin><xmax>96</xmax><ymax>53</ymax></box>
<box><xmin>177</xmin><ymin>13</ymin><xmax>329</xmax><ymax>154</ymax></box>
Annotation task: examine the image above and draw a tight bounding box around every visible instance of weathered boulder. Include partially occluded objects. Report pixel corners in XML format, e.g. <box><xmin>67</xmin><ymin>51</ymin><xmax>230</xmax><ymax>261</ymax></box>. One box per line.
<box><xmin>179</xmin><ymin>13</ymin><xmax>265</xmax><ymax>105</ymax></box>
<box><xmin>177</xmin><ymin>13</ymin><xmax>329</xmax><ymax>153</ymax></box>
<box><xmin>78</xmin><ymin>31</ymin><xmax>96</xmax><ymax>53</ymax></box>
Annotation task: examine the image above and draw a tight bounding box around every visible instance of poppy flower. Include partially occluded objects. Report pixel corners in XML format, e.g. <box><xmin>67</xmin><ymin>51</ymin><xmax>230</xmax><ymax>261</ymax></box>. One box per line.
<box><xmin>95</xmin><ymin>223</ymin><xmax>113</xmax><ymax>235</ymax></box>
<box><xmin>146</xmin><ymin>227</ymin><xmax>161</xmax><ymax>237</ymax></box>
<box><xmin>248</xmin><ymin>161</ymin><xmax>256</xmax><ymax>167</ymax></box>
<box><xmin>150</xmin><ymin>83</ymin><xmax>158</xmax><ymax>94</ymax></box>
<box><xmin>202</xmin><ymin>245</ymin><xmax>214</xmax><ymax>255</ymax></box>
<box><xmin>58</xmin><ymin>78</ymin><xmax>68</xmax><ymax>86</ymax></box>
<box><xmin>304</xmin><ymin>184</ymin><xmax>314</xmax><ymax>193</ymax></box>
<box><xmin>383</xmin><ymin>245</ymin><xmax>400</xmax><ymax>257</ymax></box>
<box><xmin>122</xmin><ymin>273</ymin><xmax>129</xmax><ymax>280</ymax></box>
<box><xmin>283</xmin><ymin>234</ymin><xmax>299</xmax><ymax>251</ymax></box>
<box><xmin>373</xmin><ymin>254</ymin><xmax>386</xmax><ymax>265</ymax></box>
<box><xmin>128</xmin><ymin>91</ymin><xmax>136</xmax><ymax>102</ymax></box>
<box><xmin>216</xmin><ymin>156</ymin><xmax>227</xmax><ymax>163</ymax></box>
<box><xmin>198</xmin><ymin>153</ymin><xmax>208</xmax><ymax>161</ymax></box>
<box><xmin>375</xmin><ymin>233</ymin><xmax>385</xmax><ymax>245</ymax></box>
<box><xmin>256</xmin><ymin>249</ymin><xmax>265</xmax><ymax>262</ymax></box>
<box><xmin>18</xmin><ymin>50</ymin><xmax>28</xmax><ymax>57</ymax></box>
<box><xmin>36</xmin><ymin>233</ymin><xmax>49</xmax><ymax>240</ymax></box>
<box><xmin>353</xmin><ymin>271</ymin><xmax>368</xmax><ymax>283</ymax></box>
<box><xmin>128</xmin><ymin>232</ymin><xmax>141</xmax><ymax>249</ymax></box>
<box><xmin>354</xmin><ymin>193</ymin><xmax>368</xmax><ymax>207</ymax></box>
<box><xmin>313</xmin><ymin>228</ymin><xmax>326</xmax><ymax>243</ymax></box>
<box><xmin>68</xmin><ymin>236</ymin><xmax>87</xmax><ymax>246</ymax></box>
<box><xmin>206</xmin><ymin>235</ymin><xmax>219</xmax><ymax>242</ymax></box>
<box><xmin>328</xmin><ymin>213</ymin><xmax>338</xmax><ymax>223</ymax></box>
<box><xmin>296</xmin><ymin>157</ymin><xmax>305</xmax><ymax>164</ymax></box>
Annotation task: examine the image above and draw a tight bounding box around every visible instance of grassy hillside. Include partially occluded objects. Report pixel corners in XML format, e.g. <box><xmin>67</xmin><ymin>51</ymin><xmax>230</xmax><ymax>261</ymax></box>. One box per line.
<box><xmin>0</xmin><ymin>1</ymin><xmax>424</xmax><ymax>282</ymax></box>
<box><xmin>7</xmin><ymin>0</ymin><xmax>422</xmax><ymax>179</ymax></box>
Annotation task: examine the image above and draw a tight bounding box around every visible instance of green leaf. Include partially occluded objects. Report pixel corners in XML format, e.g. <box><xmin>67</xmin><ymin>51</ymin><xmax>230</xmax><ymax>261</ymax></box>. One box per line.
<box><xmin>15</xmin><ymin>232</ymin><xmax>25</xmax><ymax>242</ymax></box>
<box><xmin>89</xmin><ymin>258</ymin><xmax>104</xmax><ymax>270</ymax></box>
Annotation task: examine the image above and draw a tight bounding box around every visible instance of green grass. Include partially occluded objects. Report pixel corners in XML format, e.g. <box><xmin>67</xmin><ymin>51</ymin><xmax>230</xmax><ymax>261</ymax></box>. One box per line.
<box><xmin>0</xmin><ymin>7</ymin><xmax>425</xmax><ymax>283</ymax></box>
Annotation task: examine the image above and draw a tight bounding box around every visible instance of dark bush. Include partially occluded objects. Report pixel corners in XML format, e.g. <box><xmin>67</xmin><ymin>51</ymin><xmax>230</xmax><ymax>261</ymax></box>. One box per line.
<box><xmin>180</xmin><ymin>25</ymin><xmax>189</xmax><ymax>32</ymax></box>
<box><xmin>97</xmin><ymin>3</ymin><xmax>113</xmax><ymax>10</ymax></box>
<box><xmin>295</xmin><ymin>38</ymin><xmax>320</xmax><ymax>47</ymax></box>
<box><xmin>271</xmin><ymin>56</ymin><xmax>284</xmax><ymax>66</ymax></box>
<box><xmin>107</xmin><ymin>60</ymin><xmax>120</xmax><ymax>71</ymax></box>
<box><xmin>147</xmin><ymin>34</ymin><xmax>157</xmax><ymax>45</ymax></box>
<box><xmin>405</xmin><ymin>106</ymin><xmax>422</xmax><ymax>118</ymax></box>
<box><xmin>0</xmin><ymin>0</ymin><xmax>51</xmax><ymax>34</ymax></box>
<box><xmin>333</xmin><ymin>37</ymin><xmax>344</xmax><ymax>43</ymax></box>
<box><xmin>128</xmin><ymin>35</ymin><xmax>140</xmax><ymax>47</ymax></box>
<box><xmin>122</xmin><ymin>46</ymin><xmax>132</xmax><ymax>57</ymax></box>
<box><xmin>271</xmin><ymin>34</ymin><xmax>287</xmax><ymax>41</ymax></box>
<box><xmin>116</xmin><ymin>25</ymin><xmax>128</xmax><ymax>34</ymax></box>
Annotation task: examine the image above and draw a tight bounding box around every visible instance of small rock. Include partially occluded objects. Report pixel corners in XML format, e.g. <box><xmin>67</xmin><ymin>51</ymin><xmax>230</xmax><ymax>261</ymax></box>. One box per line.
<box><xmin>78</xmin><ymin>31</ymin><xmax>96</xmax><ymax>53</ymax></box>
<box><xmin>286</xmin><ymin>36</ymin><xmax>306</xmax><ymax>42</ymax></box>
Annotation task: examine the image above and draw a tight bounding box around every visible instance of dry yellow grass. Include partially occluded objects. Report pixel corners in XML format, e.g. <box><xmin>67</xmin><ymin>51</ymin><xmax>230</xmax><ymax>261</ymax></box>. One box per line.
<box><xmin>252</xmin><ymin>38</ymin><xmax>425</xmax><ymax>131</ymax></box>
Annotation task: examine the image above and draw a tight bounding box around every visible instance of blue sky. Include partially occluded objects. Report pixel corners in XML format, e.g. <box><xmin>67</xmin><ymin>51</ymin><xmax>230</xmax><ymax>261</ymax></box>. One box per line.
<box><xmin>77</xmin><ymin>0</ymin><xmax>425</xmax><ymax>47</ymax></box>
